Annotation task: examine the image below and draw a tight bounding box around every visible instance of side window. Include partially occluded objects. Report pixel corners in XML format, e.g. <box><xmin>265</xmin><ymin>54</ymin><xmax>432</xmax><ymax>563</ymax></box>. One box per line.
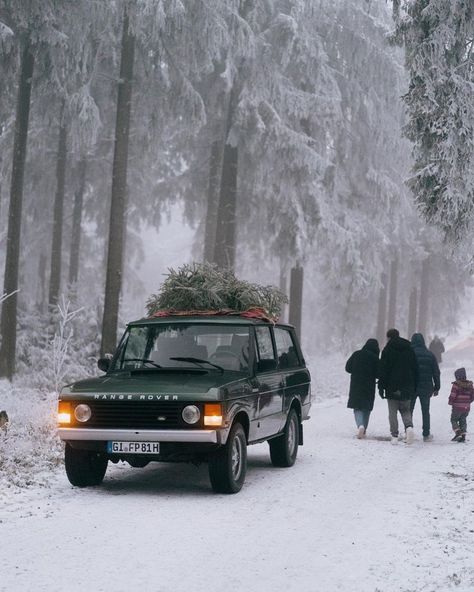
<box><xmin>255</xmin><ymin>326</ymin><xmax>276</xmax><ymax>370</ymax></box>
<box><xmin>274</xmin><ymin>328</ymin><xmax>300</xmax><ymax>369</ymax></box>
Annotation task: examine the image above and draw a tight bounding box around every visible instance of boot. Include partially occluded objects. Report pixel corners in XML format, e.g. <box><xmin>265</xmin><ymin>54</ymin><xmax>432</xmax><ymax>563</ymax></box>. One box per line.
<box><xmin>451</xmin><ymin>429</ymin><xmax>462</xmax><ymax>442</ymax></box>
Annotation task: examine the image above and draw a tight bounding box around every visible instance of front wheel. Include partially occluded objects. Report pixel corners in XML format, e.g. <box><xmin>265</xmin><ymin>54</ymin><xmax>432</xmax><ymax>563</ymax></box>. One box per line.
<box><xmin>208</xmin><ymin>422</ymin><xmax>247</xmax><ymax>494</ymax></box>
<box><xmin>64</xmin><ymin>443</ymin><xmax>108</xmax><ymax>487</ymax></box>
<box><xmin>269</xmin><ymin>408</ymin><xmax>299</xmax><ymax>467</ymax></box>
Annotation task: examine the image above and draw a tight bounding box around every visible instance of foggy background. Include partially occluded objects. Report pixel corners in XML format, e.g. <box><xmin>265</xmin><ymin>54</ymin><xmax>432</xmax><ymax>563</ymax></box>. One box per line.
<box><xmin>1</xmin><ymin>0</ymin><xmax>473</xmax><ymax>386</ymax></box>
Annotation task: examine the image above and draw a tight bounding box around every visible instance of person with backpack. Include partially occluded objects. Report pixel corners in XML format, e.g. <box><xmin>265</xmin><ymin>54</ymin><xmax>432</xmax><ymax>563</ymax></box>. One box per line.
<box><xmin>410</xmin><ymin>333</ymin><xmax>441</xmax><ymax>442</ymax></box>
<box><xmin>345</xmin><ymin>338</ymin><xmax>380</xmax><ymax>439</ymax></box>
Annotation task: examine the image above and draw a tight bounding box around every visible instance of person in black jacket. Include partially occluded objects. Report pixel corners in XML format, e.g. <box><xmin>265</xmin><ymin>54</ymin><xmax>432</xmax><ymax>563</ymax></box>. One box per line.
<box><xmin>410</xmin><ymin>333</ymin><xmax>440</xmax><ymax>442</ymax></box>
<box><xmin>429</xmin><ymin>335</ymin><xmax>445</xmax><ymax>364</ymax></box>
<box><xmin>345</xmin><ymin>338</ymin><xmax>380</xmax><ymax>439</ymax></box>
<box><xmin>378</xmin><ymin>328</ymin><xmax>418</xmax><ymax>444</ymax></box>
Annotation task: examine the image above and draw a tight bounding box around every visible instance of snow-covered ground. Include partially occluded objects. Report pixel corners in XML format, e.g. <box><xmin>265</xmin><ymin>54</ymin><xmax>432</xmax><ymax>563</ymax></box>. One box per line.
<box><xmin>1</xmin><ymin>356</ymin><xmax>474</xmax><ymax>592</ymax></box>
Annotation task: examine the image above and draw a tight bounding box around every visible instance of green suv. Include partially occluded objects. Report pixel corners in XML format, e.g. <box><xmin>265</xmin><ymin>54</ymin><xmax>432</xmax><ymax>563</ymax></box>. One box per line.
<box><xmin>58</xmin><ymin>315</ymin><xmax>311</xmax><ymax>493</ymax></box>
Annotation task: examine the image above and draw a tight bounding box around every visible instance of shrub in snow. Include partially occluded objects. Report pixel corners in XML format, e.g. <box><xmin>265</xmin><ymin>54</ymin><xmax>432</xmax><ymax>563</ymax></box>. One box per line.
<box><xmin>0</xmin><ymin>382</ymin><xmax>63</xmax><ymax>489</ymax></box>
<box><xmin>16</xmin><ymin>297</ymin><xmax>100</xmax><ymax>392</ymax></box>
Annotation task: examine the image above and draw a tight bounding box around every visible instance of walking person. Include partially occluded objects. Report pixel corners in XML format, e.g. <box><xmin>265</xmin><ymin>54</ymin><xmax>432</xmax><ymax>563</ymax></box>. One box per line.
<box><xmin>345</xmin><ymin>339</ymin><xmax>379</xmax><ymax>439</ymax></box>
<box><xmin>449</xmin><ymin>367</ymin><xmax>474</xmax><ymax>443</ymax></box>
<box><xmin>429</xmin><ymin>335</ymin><xmax>445</xmax><ymax>364</ymax></box>
<box><xmin>410</xmin><ymin>333</ymin><xmax>441</xmax><ymax>442</ymax></box>
<box><xmin>378</xmin><ymin>328</ymin><xmax>418</xmax><ymax>445</ymax></box>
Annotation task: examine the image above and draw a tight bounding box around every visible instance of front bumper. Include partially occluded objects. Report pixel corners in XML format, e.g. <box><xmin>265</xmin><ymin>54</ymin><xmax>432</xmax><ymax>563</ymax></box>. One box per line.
<box><xmin>58</xmin><ymin>427</ymin><xmax>218</xmax><ymax>443</ymax></box>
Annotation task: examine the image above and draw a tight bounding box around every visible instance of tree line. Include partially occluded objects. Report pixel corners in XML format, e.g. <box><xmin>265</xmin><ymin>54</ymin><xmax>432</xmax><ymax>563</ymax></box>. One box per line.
<box><xmin>0</xmin><ymin>0</ymin><xmax>472</xmax><ymax>382</ymax></box>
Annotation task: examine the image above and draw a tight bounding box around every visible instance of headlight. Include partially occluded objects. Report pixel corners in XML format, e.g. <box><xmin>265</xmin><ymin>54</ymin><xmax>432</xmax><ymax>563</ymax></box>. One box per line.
<box><xmin>74</xmin><ymin>404</ymin><xmax>92</xmax><ymax>423</ymax></box>
<box><xmin>182</xmin><ymin>405</ymin><xmax>200</xmax><ymax>424</ymax></box>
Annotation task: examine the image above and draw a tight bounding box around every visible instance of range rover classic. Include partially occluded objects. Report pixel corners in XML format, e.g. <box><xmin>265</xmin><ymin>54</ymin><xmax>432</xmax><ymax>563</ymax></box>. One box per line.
<box><xmin>58</xmin><ymin>314</ymin><xmax>311</xmax><ymax>493</ymax></box>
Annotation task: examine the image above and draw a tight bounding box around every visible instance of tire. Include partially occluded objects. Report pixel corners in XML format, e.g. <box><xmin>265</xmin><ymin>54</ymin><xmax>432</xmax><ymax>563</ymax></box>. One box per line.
<box><xmin>269</xmin><ymin>408</ymin><xmax>299</xmax><ymax>467</ymax></box>
<box><xmin>64</xmin><ymin>443</ymin><xmax>108</xmax><ymax>487</ymax></box>
<box><xmin>208</xmin><ymin>422</ymin><xmax>247</xmax><ymax>494</ymax></box>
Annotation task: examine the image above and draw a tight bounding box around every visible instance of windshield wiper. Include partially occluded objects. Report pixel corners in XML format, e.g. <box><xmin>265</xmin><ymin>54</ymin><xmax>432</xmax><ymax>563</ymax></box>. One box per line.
<box><xmin>169</xmin><ymin>357</ymin><xmax>224</xmax><ymax>373</ymax></box>
<box><xmin>122</xmin><ymin>358</ymin><xmax>162</xmax><ymax>368</ymax></box>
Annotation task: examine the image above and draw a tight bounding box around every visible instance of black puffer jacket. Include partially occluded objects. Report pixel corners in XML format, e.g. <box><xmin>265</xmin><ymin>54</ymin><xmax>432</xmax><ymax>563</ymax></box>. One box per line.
<box><xmin>411</xmin><ymin>333</ymin><xmax>440</xmax><ymax>396</ymax></box>
<box><xmin>379</xmin><ymin>336</ymin><xmax>418</xmax><ymax>400</ymax></box>
<box><xmin>346</xmin><ymin>339</ymin><xmax>379</xmax><ymax>411</ymax></box>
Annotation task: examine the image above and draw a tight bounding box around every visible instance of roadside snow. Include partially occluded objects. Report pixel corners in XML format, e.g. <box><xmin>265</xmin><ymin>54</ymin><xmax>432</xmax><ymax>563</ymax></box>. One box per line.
<box><xmin>1</xmin><ymin>357</ymin><xmax>474</xmax><ymax>592</ymax></box>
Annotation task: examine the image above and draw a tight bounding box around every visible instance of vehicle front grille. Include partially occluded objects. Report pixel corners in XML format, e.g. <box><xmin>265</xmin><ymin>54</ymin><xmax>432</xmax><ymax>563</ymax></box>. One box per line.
<box><xmin>71</xmin><ymin>401</ymin><xmax>200</xmax><ymax>429</ymax></box>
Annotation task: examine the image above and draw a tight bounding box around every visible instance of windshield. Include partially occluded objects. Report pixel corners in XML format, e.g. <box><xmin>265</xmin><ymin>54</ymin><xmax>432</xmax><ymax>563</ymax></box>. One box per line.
<box><xmin>112</xmin><ymin>323</ymin><xmax>251</xmax><ymax>373</ymax></box>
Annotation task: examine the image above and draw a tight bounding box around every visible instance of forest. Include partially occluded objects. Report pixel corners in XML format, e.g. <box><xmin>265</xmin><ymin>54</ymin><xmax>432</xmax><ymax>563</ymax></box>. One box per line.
<box><xmin>0</xmin><ymin>0</ymin><xmax>473</xmax><ymax>388</ymax></box>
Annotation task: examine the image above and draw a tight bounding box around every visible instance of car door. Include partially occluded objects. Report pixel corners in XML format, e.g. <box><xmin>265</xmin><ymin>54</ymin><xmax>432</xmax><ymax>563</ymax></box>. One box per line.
<box><xmin>274</xmin><ymin>326</ymin><xmax>311</xmax><ymax>419</ymax></box>
<box><xmin>254</xmin><ymin>325</ymin><xmax>285</xmax><ymax>439</ymax></box>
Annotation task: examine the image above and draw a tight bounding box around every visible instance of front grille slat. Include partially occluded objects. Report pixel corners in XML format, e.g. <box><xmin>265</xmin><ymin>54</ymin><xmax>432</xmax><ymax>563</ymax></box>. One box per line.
<box><xmin>71</xmin><ymin>401</ymin><xmax>199</xmax><ymax>429</ymax></box>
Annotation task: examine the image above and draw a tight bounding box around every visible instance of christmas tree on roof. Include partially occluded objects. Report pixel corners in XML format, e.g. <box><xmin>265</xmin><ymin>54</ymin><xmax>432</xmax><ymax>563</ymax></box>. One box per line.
<box><xmin>146</xmin><ymin>263</ymin><xmax>287</xmax><ymax>321</ymax></box>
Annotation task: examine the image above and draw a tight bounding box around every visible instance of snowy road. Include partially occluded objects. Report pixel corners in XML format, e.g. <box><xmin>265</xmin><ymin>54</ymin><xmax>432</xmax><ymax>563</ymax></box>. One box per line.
<box><xmin>2</xmin><ymin>372</ymin><xmax>474</xmax><ymax>592</ymax></box>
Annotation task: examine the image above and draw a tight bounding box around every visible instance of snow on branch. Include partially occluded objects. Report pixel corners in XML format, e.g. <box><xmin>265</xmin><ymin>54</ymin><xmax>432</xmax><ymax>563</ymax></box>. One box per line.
<box><xmin>50</xmin><ymin>297</ymin><xmax>84</xmax><ymax>392</ymax></box>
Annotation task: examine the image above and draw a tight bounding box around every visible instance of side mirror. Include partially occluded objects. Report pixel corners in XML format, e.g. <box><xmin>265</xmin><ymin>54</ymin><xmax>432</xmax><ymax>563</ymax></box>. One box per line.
<box><xmin>97</xmin><ymin>357</ymin><xmax>111</xmax><ymax>372</ymax></box>
<box><xmin>257</xmin><ymin>359</ymin><xmax>277</xmax><ymax>373</ymax></box>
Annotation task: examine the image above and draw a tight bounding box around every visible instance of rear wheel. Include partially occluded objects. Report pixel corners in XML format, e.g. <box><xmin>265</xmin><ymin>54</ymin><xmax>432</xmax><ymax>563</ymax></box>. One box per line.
<box><xmin>64</xmin><ymin>443</ymin><xmax>108</xmax><ymax>487</ymax></box>
<box><xmin>208</xmin><ymin>422</ymin><xmax>247</xmax><ymax>494</ymax></box>
<box><xmin>269</xmin><ymin>408</ymin><xmax>299</xmax><ymax>467</ymax></box>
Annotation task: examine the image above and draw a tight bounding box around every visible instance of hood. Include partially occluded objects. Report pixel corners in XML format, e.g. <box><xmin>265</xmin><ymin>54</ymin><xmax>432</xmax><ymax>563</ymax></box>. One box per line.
<box><xmin>363</xmin><ymin>339</ymin><xmax>379</xmax><ymax>355</ymax></box>
<box><xmin>411</xmin><ymin>333</ymin><xmax>426</xmax><ymax>348</ymax></box>
<box><xmin>455</xmin><ymin>367</ymin><xmax>467</xmax><ymax>381</ymax></box>
<box><xmin>61</xmin><ymin>370</ymin><xmax>248</xmax><ymax>401</ymax></box>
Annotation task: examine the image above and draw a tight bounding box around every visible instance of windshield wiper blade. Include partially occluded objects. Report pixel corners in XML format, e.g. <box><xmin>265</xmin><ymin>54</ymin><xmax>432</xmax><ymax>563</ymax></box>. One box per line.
<box><xmin>122</xmin><ymin>358</ymin><xmax>162</xmax><ymax>368</ymax></box>
<box><xmin>169</xmin><ymin>357</ymin><xmax>224</xmax><ymax>373</ymax></box>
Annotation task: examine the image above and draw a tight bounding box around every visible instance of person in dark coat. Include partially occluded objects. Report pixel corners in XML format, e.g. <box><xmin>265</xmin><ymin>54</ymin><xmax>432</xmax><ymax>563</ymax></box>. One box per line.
<box><xmin>429</xmin><ymin>335</ymin><xmax>445</xmax><ymax>364</ymax></box>
<box><xmin>378</xmin><ymin>328</ymin><xmax>418</xmax><ymax>444</ymax></box>
<box><xmin>345</xmin><ymin>338</ymin><xmax>379</xmax><ymax>438</ymax></box>
<box><xmin>410</xmin><ymin>333</ymin><xmax>441</xmax><ymax>442</ymax></box>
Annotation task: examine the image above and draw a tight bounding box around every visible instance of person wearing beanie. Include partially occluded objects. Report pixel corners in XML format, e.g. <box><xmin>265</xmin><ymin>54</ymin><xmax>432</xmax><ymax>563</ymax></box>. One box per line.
<box><xmin>378</xmin><ymin>328</ymin><xmax>418</xmax><ymax>445</ymax></box>
<box><xmin>345</xmin><ymin>338</ymin><xmax>380</xmax><ymax>439</ymax></box>
<box><xmin>410</xmin><ymin>333</ymin><xmax>441</xmax><ymax>442</ymax></box>
<box><xmin>448</xmin><ymin>367</ymin><xmax>474</xmax><ymax>442</ymax></box>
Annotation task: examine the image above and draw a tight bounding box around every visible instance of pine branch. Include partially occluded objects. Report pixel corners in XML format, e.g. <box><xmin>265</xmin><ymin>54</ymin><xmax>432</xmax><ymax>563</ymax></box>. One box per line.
<box><xmin>146</xmin><ymin>262</ymin><xmax>287</xmax><ymax>319</ymax></box>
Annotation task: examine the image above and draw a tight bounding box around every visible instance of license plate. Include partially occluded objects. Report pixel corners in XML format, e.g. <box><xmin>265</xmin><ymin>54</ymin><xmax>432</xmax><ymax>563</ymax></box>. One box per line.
<box><xmin>107</xmin><ymin>441</ymin><xmax>160</xmax><ymax>454</ymax></box>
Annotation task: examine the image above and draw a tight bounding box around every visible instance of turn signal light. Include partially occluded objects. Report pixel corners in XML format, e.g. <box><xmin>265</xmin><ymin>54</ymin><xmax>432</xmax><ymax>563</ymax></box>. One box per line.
<box><xmin>58</xmin><ymin>401</ymin><xmax>71</xmax><ymax>425</ymax></box>
<box><xmin>204</xmin><ymin>403</ymin><xmax>223</xmax><ymax>427</ymax></box>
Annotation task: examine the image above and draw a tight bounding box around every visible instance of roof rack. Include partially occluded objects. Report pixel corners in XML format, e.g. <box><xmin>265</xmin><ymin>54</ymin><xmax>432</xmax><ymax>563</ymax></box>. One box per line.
<box><xmin>148</xmin><ymin>306</ymin><xmax>276</xmax><ymax>323</ymax></box>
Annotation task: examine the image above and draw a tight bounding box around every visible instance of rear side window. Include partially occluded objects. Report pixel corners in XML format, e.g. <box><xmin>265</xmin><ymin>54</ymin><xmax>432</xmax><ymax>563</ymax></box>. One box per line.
<box><xmin>274</xmin><ymin>328</ymin><xmax>300</xmax><ymax>369</ymax></box>
<box><xmin>255</xmin><ymin>326</ymin><xmax>276</xmax><ymax>361</ymax></box>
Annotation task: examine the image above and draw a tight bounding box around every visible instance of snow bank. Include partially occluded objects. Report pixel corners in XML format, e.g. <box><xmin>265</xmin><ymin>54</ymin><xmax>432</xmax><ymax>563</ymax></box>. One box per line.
<box><xmin>0</xmin><ymin>380</ymin><xmax>63</xmax><ymax>490</ymax></box>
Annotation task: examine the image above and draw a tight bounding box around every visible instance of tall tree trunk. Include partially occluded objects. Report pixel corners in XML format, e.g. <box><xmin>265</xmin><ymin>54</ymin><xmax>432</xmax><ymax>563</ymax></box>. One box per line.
<box><xmin>203</xmin><ymin>139</ymin><xmax>222</xmax><ymax>262</ymax></box>
<box><xmin>0</xmin><ymin>41</ymin><xmax>35</xmax><ymax>380</ymax></box>
<box><xmin>100</xmin><ymin>8</ymin><xmax>135</xmax><ymax>356</ymax></box>
<box><xmin>68</xmin><ymin>157</ymin><xmax>86</xmax><ymax>287</ymax></box>
<box><xmin>213</xmin><ymin>142</ymin><xmax>238</xmax><ymax>268</ymax></box>
<box><xmin>408</xmin><ymin>287</ymin><xmax>417</xmax><ymax>337</ymax></box>
<box><xmin>387</xmin><ymin>258</ymin><xmax>398</xmax><ymax>330</ymax></box>
<box><xmin>279</xmin><ymin>262</ymin><xmax>288</xmax><ymax>324</ymax></box>
<box><xmin>37</xmin><ymin>252</ymin><xmax>47</xmax><ymax>312</ymax></box>
<box><xmin>418</xmin><ymin>258</ymin><xmax>430</xmax><ymax>337</ymax></box>
<box><xmin>48</xmin><ymin>103</ymin><xmax>68</xmax><ymax>308</ymax></box>
<box><xmin>376</xmin><ymin>273</ymin><xmax>388</xmax><ymax>346</ymax></box>
<box><xmin>213</xmin><ymin>85</ymin><xmax>238</xmax><ymax>269</ymax></box>
<box><xmin>288</xmin><ymin>265</ymin><xmax>304</xmax><ymax>340</ymax></box>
